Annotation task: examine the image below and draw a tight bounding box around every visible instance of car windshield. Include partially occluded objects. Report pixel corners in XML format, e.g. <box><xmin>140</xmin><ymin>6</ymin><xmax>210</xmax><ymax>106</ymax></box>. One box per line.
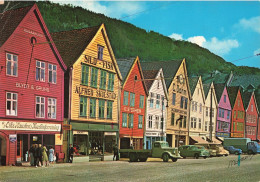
<box><xmin>160</xmin><ymin>143</ymin><xmax>169</xmax><ymax>148</ymax></box>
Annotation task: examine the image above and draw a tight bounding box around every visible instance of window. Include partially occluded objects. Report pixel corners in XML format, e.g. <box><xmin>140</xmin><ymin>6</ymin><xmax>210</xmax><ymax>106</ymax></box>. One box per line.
<box><xmin>160</xmin><ymin>117</ymin><xmax>164</xmax><ymax>129</ymax></box>
<box><xmin>6</xmin><ymin>53</ymin><xmax>18</xmax><ymax>76</ymax></box>
<box><xmin>48</xmin><ymin>98</ymin><xmax>56</xmax><ymax>119</ymax></box>
<box><xmin>81</xmin><ymin>64</ymin><xmax>89</xmax><ymax>85</ymax></box>
<box><xmin>139</xmin><ymin>95</ymin><xmax>144</xmax><ymax>108</ymax></box>
<box><xmin>48</xmin><ymin>64</ymin><xmax>57</xmax><ymax>84</ymax></box>
<box><xmin>99</xmin><ymin>70</ymin><xmax>107</xmax><ymax>90</ymax></box>
<box><xmin>237</xmin><ymin>122</ymin><xmax>243</xmax><ymax>131</ymax></box>
<box><xmin>211</xmin><ymin>108</ymin><xmax>214</xmax><ymax>117</ymax></box>
<box><xmin>195</xmin><ymin>102</ymin><xmax>197</xmax><ymax>111</ymax></box>
<box><xmin>233</xmin><ymin>122</ymin><xmax>236</xmax><ymax>132</ymax></box>
<box><xmin>191</xmin><ymin>117</ymin><xmax>195</xmax><ymax>128</ymax></box>
<box><xmin>234</xmin><ymin>111</ymin><xmax>236</xmax><ymax>119</ymax></box>
<box><xmin>123</xmin><ymin>91</ymin><xmax>129</xmax><ymax>106</ymax></box>
<box><xmin>222</xmin><ymin>109</ymin><xmax>224</xmax><ymax>118</ymax></box>
<box><xmin>90</xmin><ymin>98</ymin><xmax>96</xmax><ymax>118</ymax></box>
<box><xmin>148</xmin><ymin>115</ymin><xmax>153</xmax><ymax>128</ymax></box>
<box><xmin>199</xmin><ymin>104</ymin><xmax>202</xmax><ymax>113</ymax></box>
<box><xmin>98</xmin><ymin>46</ymin><xmax>104</xmax><ymax>60</ymax></box>
<box><xmin>155</xmin><ymin>116</ymin><xmax>159</xmax><ymax>129</ymax></box>
<box><xmin>108</xmin><ymin>73</ymin><xmax>115</xmax><ymax>91</ymax></box>
<box><xmin>122</xmin><ymin>113</ymin><xmax>127</xmax><ymax>127</ymax></box>
<box><xmin>79</xmin><ymin>96</ymin><xmax>87</xmax><ymax>116</ymax></box>
<box><xmin>192</xmin><ymin>102</ymin><xmax>195</xmax><ymax>111</ymax></box>
<box><xmin>184</xmin><ymin>98</ymin><xmax>188</xmax><ymax>109</ymax></box>
<box><xmin>171</xmin><ymin>113</ymin><xmax>175</xmax><ymax>125</ymax></box>
<box><xmin>161</xmin><ymin>96</ymin><xmax>165</xmax><ymax>110</ymax></box>
<box><xmin>206</xmin><ymin>107</ymin><xmax>209</xmax><ymax>117</ymax></box>
<box><xmin>227</xmin><ymin>111</ymin><xmax>230</xmax><ymax>119</ymax></box>
<box><xmin>205</xmin><ymin>121</ymin><xmax>208</xmax><ymax>131</ymax></box>
<box><xmin>238</xmin><ymin>99</ymin><xmax>240</xmax><ymax>106</ymax></box>
<box><xmin>183</xmin><ymin>116</ymin><xmax>187</xmax><ymax>128</ymax></box>
<box><xmin>180</xmin><ymin>97</ymin><xmax>187</xmax><ymax>109</ymax></box>
<box><xmin>90</xmin><ymin>67</ymin><xmax>98</xmax><ymax>88</ymax></box>
<box><xmin>179</xmin><ymin>115</ymin><xmax>183</xmax><ymax>128</ymax></box>
<box><xmin>150</xmin><ymin>99</ymin><xmax>154</xmax><ymax>108</ymax></box>
<box><xmin>128</xmin><ymin>114</ymin><xmax>134</xmax><ymax>128</ymax></box>
<box><xmin>199</xmin><ymin>118</ymin><xmax>202</xmax><ymax>129</ymax></box>
<box><xmin>99</xmin><ymin>99</ymin><xmax>105</xmax><ymax>118</ymax></box>
<box><xmin>130</xmin><ymin>93</ymin><xmax>135</xmax><ymax>107</ymax></box>
<box><xmin>6</xmin><ymin>92</ymin><xmax>17</xmax><ymax>116</ymax></box>
<box><xmin>138</xmin><ymin>115</ymin><xmax>143</xmax><ymax>129</ymax></box>
<box><xmin>224</xmin><ymin>95</ymin><xmax>226</xmax><ymax>103</ymax></box>
<box><xmin>156</xmin><ymin>94</ymin><xmax>160</xmax><ymax>109</ymax></box>
<box><xmin>36</xmin><ymin>96</ymin><xmax>45</xmax><ymax>118</ymax></box>
<box><xmin>218</xmin><ymin>109</ymin><xmax>222</xmax><ymax>117</ymax></box>
<box><xmin>107</xmin><ymin>101</ymin><xmax>113</xmax><ymax>119</ymax></box>
<box><xmin>172</xmin><ymin>93</ymin><xmax>176</xmax><ymax>105</ymax></box>
<box><xmin>251</xmin><ymin>104</ymin><xmax>253</xmax><ymax>112</ymax></box>
<box><xmin>36</xmin><ymin>61</ymin><xmax>45</xmax><ymax>82</ymax></box>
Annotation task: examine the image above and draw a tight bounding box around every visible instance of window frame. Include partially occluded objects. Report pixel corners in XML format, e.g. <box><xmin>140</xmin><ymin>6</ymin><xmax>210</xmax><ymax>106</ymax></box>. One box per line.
<box><xmin>138</xmin><ymin>115</ymin><xmax>143</xmax><ymax>129</ymax></box>
<box><xmin>123</xmin><ymin>91</ymin><xmax>129</xmax><ymax>106</ymax></box>
<box><xmin>6</xmin><ymin>92</ymin><xmax>18</xmax><ymax>116</ymax></box>
<box><xmin>36</xmin><ymin>60</ymin><xmax>46</xmax><ymax>82</ymax></box>
<box><xmin>35</xmin><ymin>96</ymin><xmax>45</xmax><ymax>118</ymax></box>
<box><xmin>139</xmin><ymin>95</ymin><xmax>144</xmax><ymax>108</ymax></box>
<box><xmin>47</xmin><ymin>98</ymin><xmax>57</xmax><ymax>119</ymax></box>
<box><xmin>97</xmin><ymin>45</ymin><xmax>104</xmax><ymax>60</ymax></box>
<box><xmin>90</xmin><ymin>67</ymin><xmax>98</xmax><ymax>88</ymax></box>
<box><xmin>99</xmin><ymin>70</ymin><xmax>107</xmax><ymax>90</ymax></box>
<box><xmin>6</xmin><ymin>53</ymin><xmax>18</xmax><ymax>77</ymax></box>
<box><xmin>98</xmin><ymin>99</ymin><xmax>105</xmax><ymax>119</ymax></box>
<box><xmin>89</xmin><ymin>98</ymin><xmax>96</xmax><ymax>118</ymax></box>
<box><xmin>48</xmin><ymin>63</ymin><xmax>57</xmax><ymax>84</ymax></box>
<box><xmin>130</xmin><ymin>92</ymin><xmax>135</xmax><ymax>107</ymax></box>
<box><xmin>79</xmin><ymin>96</ymin><xmax>87</xmax><ymax>117</ymax></box>
<box><xmin>81</xmin><ymin>64</ymin><xmax>89</xmax><ymax>86</ymax></box>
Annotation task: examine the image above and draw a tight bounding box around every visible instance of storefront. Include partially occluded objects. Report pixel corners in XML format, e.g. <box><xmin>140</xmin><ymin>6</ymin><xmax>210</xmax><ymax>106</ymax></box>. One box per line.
<box><xmin>145</xmin><ymin>132</ymin><xmax>165</xmax><ymax>149</ymax></box>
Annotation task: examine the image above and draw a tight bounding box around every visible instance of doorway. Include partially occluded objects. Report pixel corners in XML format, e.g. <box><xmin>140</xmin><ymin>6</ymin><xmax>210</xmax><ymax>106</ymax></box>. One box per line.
<box><xmin>0</xmin><ymin>135</ymin><xmax>7</xmax><ymax>165</ymax></box>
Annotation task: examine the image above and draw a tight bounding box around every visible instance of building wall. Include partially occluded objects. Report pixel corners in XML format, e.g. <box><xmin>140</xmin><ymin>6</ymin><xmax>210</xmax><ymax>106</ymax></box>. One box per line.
<box><xmin>245</xmin><ymin>94</ymin><xmax>258</xmax><ymax>140</ymax></box>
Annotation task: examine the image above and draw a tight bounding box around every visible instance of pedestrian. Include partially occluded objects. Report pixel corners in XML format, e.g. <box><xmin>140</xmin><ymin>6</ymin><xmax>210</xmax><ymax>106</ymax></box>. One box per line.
<box><xmin>49</xmin><ymin>146</ymin><xmax>55</xmax><ymax>164</ymax></box>
<box><xmin>42</xmin><ymin>145</ymin><xmax>48</xmax><ymax>167</ymax></box>
<box><xmin>69</xmin><ymin>144</ymin><xmax>74</xmax><ymax>163</ymax></box>
<box><xmin>113</xmin><ymin>144</ymin><xmax>119</xmax><ymax>161</ymax></box>
<box><xmin>34</xmin><ymin>144</ymin><xmax>39</xmax><ymax>167</ymax></box>
<box><xmin>36</xmin><ymin>144</ymin><xmax>43</xmax><ymax>167</ymax></box>
<box><xmin>29</xmin><ymin>144</ymin><xmax>35</xmax><ymax>166</ymax></box>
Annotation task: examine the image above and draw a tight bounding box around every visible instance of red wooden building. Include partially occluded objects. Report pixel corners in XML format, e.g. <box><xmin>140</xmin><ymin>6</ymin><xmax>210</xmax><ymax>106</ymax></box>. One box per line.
<box><xmin>117</xmin><ymin>57</ymin><xmax>148</xmax><ymax>149</ymax></box>
<box><xmin>243</xmin><ymin>91</ymin><xmax>258</xmax><ymax>141</ymax></box>
<box><xmin>0</xmin><ymin>4</ymin><xmax>66</xmax><ymax>165</ymax></box>
<box><xmin>227</xmin><ymin>86</ymin><xmax>245</xmax><ymax>138</ymax></box>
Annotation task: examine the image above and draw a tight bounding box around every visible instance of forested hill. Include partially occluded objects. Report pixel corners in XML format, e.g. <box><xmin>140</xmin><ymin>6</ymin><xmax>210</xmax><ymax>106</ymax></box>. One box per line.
<box><xmin>1</xmin><ymin>1</ymin><xmax>260</xmax><ymax>76</ymax></box>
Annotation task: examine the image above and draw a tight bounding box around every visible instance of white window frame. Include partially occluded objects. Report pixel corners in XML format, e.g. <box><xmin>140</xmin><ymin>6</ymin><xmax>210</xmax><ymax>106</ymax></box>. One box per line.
<box><xmin>148</xmin><ymin>115</ymin><xmax>153</xmax><ymax>129</ymax></box>
<box><xmin>48</xmin><ymin>98</ymin><xmax>56</xmax><ymax>119</ymax></box>
<box><xmin>48</xmin><ymin>64</ymin><xmax>57</xmax><ymax>84</ymax></box>
<box><xmin>155</xmin><ymin>115</ymin><xmax>159</xmax><ymax>129</ymax></box>
<box><xmin>36</xmin><ymin>96</ymin><xmax>45</xmax><ymax>118</ymax></box>
<box><xmin>6</xmin><ymin>53</ymin><xmax>18</xmax><ymax>77</ymax></box>
<box><xmin>36</xmin><ymin>60</ymin><xmax>45</xmax><ymax>82</ymax></box>
<box><xmin>6</xmin><ymin>92</ymin><xmax>17</xmax><ymax>116</ymax></box>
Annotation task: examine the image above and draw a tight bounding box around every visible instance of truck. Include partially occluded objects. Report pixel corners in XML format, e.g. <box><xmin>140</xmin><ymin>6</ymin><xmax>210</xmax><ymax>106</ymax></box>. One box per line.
<box><xmin>223</xmin><ymin>138</ymin><xmax>260</xmax><ymax>154</ymax></box>
<box><xmin>119</xmin><ymin>141</ymin><xmax>181</xmax><ymax>162</ymax></box>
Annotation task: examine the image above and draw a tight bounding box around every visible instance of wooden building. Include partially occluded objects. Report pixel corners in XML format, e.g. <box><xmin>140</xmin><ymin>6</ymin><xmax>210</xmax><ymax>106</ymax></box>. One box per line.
<box><xmin>51</xmin><ymin>24</ymin><xmax>122</xmax><ymax>159</ymax></box>
<box><xmin>0</xmin><ymin>5</ymin><xmax>67</xmax><ymax>165</ymax></box>
<box><xmin>117</xmin><ymin>57</ymin><xmax>148</xmax><ymax>150</ymax></box>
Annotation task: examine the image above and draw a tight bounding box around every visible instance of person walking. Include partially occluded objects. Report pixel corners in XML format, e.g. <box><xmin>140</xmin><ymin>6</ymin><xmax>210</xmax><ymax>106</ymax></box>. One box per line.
<box><xmin>49</xmin><ymin>146</ymin><xmax>55</xmax><ymax>164</ymax></box>
<box><xmin>69</xmin><ymin>144</ymin><xmax>74</xmax><ymax>163</ymax></box>
<box><xmin>42</xmin><ymin>145</ymin><xmax>48</xmax><ymax>167</ymax></box>
<box><xmin>113</xmin><ymin>144</ymin><xmax>119</xmax><ymax>161</ymax></box>
<box><xmin>34</xmin><ymin>144</ymin><xmax>39</xmax><ymax>167</ymax></box>
<box><xmin>29</xmin><ymin>144</ymin><xmax>35</xmax><ymax>166</ymax></box>
<box><xmin>36</xmin><ymin>144</ymin><xmax>43</xmax><ymax>167</ymax></box>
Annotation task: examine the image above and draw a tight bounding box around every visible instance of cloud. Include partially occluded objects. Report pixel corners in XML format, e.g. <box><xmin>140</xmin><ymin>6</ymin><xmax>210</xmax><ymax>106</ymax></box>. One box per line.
<box><xmin>187</xmin><ymin>36</ymin><xmax>206</xmax><ymax>47</ymax></box>
<box><xmin>169</xmin><ymin>33</ymin><xmax>183</xmax><ymax>40</ymax></box>
<box><xmin>254</xmin><ymin>48</ymin><xmax>260</xmax><ymax>55</ymax></box>
<box><xmin>238</xmin><ymin>16</ymin><xmax>260</xmax><ymax>34</ymax></box>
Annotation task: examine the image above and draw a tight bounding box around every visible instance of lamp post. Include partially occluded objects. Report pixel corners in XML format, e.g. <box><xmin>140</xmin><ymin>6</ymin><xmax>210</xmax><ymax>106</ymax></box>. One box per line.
<box><xmin>176</xmin><ymin>115</ymin><xmax>184</xmax><ymax>147</ymax></box>
<box><xmin>161</xmin><ymin>98</ymin><xmax>169</xmax><ymax>141</ymax></box>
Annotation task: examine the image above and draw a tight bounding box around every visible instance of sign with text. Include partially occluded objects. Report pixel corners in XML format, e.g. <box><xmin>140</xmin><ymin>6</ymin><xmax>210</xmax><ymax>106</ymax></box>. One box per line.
<box><xmin>123</xmin><ymin>107</ymin><xmax>141</xmax><ymax>114</ymax></box>
<box><xmin>0</xmin><ymin>121</ymin><xmax>61</xmax><ymax>132</ymax></box>
<box><xmin>16</xmin><ymin>82</ymin><xmax>49</xmax><ymax>92</ymax></box>
<box><xmin>63</xmin><ymin>124</ymin><xmax>72</xmax><ymax>131</ymax></box>
<box><xmin>84</xmin><ymin>55</ymin><xmax>114</xmax><ymax>71</ymax></box>
<box><xmin>75</xmin><ymin>85</ymin><xmax>116</xmax><ymax>100</ymax></box>
<box><xmin>55</xmin><ymin>134</ymin><xmax>63</xmax><ymax>145</ymax></box>
<box><xmin>9</xmin><ymin>134</ymin><xmax>17</xmax><ymax>143</ymax></box>
<box><xmin>73</xmin><ymin>130</ymin><xmax>88</xmax><ymax>135</ymax></box>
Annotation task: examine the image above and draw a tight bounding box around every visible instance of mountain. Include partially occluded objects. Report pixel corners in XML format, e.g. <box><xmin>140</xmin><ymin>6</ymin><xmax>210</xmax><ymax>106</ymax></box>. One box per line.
<box><xmin>1</xmin><ymin>1</ymin><xmax>260</xmax><ymax>77</ymax></box>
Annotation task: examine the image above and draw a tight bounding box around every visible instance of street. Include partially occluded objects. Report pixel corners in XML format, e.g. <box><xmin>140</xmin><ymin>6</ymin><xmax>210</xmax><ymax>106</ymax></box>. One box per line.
<box><xmin>0</xmin><ymin>155</ymin><xmax>260</xmax><ymax>182</ymax></box>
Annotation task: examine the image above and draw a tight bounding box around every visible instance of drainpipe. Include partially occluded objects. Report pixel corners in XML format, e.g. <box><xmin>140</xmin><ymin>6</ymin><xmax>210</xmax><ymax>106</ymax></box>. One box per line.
<box><xmin>67</xmin><ymin>66</ymin><xmax>73</xmax><ymax>162</ymax></box>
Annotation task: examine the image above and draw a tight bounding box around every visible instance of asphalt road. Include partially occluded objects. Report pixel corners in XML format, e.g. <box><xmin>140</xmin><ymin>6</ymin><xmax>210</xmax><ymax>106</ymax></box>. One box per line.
<box><xmin>0</xmin><ymin>154</ymin><xmax>259</xmax><ymax>182</ymax></box>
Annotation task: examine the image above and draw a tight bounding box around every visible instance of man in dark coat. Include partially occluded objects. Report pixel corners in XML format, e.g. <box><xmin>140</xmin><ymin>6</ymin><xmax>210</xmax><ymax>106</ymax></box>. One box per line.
<box><xmin>69</xmin><ymin>144</ymin><xmax>74</xmax><ymax>163</ymax></box>
<box><xmin>113</xmin><ymin>144</ymin><xmax>119</xmax><ymax>161</ymax></box>
<box><xmin>34</xmin><ymin>144</ymin><xmax>38</xmax><ymax>167</ymax></box>
<box><xmin>36</xmin><ymin>144</ymin><xmax>43</xmax><ymax>167</ymax></box>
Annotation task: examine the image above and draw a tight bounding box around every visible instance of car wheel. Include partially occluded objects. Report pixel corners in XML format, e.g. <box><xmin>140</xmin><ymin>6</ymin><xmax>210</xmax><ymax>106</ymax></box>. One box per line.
<box><xmin>172</xmin><ymin>158</ymin><xmax>178</xmax><ymax>162</ymax></box>
<box><xmin>203</xmin><ymin>156</ymin><xmax>207</xmax><ymax>159</ymax></box>
<box><xmin>182</xmin><ymin>156</ymin><xmax>186</xmax><ymax>159</ymax></box>
<box><xmin>248</xmin><ymin>150</ymin><xmax>253</xmax><ymax>155</ymax></box>
<box><xmin>162</xmin><ymin>153</ymin><xmax>169</xmax><ymax>162</ymax></box>
<box><xmin>129</xmin><ymin>153</ymin><xmax>138</xmax><ymax>162</ymax></box>
<box><xmin>194</xmin><ymin>153</ymin><xmax>199</xmax><ymax>159</ymax></box>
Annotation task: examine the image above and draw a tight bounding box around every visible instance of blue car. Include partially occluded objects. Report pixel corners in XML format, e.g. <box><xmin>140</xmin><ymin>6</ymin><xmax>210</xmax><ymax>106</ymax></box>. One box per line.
<box><xmin>224</xmin><ymin>146</ymin><xmax>242</xmax><ymax>155</ymax></box>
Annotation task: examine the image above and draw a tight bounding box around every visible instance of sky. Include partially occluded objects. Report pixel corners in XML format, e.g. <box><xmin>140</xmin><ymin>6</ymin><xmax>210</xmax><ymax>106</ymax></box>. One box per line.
<box><xmin>54</xmin><ymin>1</ymin><xmax>260</xmax><ymax>69</ymax></box>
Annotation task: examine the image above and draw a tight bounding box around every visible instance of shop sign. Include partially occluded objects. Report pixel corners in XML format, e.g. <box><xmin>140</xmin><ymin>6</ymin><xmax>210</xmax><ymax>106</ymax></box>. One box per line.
<box><xmin>75</xmin><ymin>85</ymin><xmax>116</xmax><ymax>100</ymax></box>
<box><xmin>104</xmin><ymin>132</ymin><xmax>116</xmax><ymax>136</ymax></box>
<box><xmin>63</xmin><ymin>124</ymin><xmax>72</xmax><ymax>131</ymax></box>
<box><xmin>145</xmin><ymin>132</ymin><xmax>160</xmax><ymax>136</ymax></box>
<box><xmin>123</xmin><ymin>107</ymin><xmax>141</xmax><ymax>114</ymax></box>
<box><xmin>171</xmin><ymin>108</ymin><xmax>187</xmax><ymax>115</ymax></box>
<box><xmin>216</xmin><ymin>132</ymin><xmax>230</xmax><ymax>137</ymax></box>
<box><xmin>84</xmin><ymin>55</ymin><xmax>114</xmax><ymax>71</ymax></box>
<box><xmin>73</xmin><ymin>131</ymin><xmax>88</xmax><ymax>135</ymax></box>
<box><xmin>231</xmin><ymin>133</ymin><xmax>244</xmax><ymax>138</ymax></box>
<box><xmin>0</xmin><ymin>121</ymin><xmax>61</xmax><ymax>132</ymax></box>
<box><xmin>23</xmin><ymin>28</ymin><xmax>44</xmax><ymax>37</ymax></box>
<box><xmin>174</xmin><ymin>130</ymin><xmax>187</xmax><ymax>135</ymax></box>
<box><xmin>16</xmin><ymin>82</ymin><xmax>49</xmax><ymax>92</ymax></box>
<box><xmin>55</xmin><ymin>134</ymin><xmax>63</xmax><ymax>145</ymax></box>
<box><xmin>9</xmin><ymin>134</ymin><xmax>17</xmax><ymax>143</ymax></box>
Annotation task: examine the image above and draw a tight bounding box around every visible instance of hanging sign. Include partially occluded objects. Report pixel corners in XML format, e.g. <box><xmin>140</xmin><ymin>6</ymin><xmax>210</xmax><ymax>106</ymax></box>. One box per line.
<box><xmin>55</xmin><ymin>134</ymin><xmax>63</xmax><ymax>145</ymax></box>
<box><xmin>9</xmin><ymin>134</ymin><xmax>17</xmax><ymax>143</ymax></box>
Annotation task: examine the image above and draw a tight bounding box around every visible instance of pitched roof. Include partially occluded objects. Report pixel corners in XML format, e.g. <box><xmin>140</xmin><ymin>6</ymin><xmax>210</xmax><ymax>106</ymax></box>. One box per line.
<box><xmin>242</xmin><ymin>91</ymin><xmax>252</xmax><ymax>110</ymax></box>
<box><xmin>230</xmin><ymin>74</ymin><xmax>260</xmax><ymax>89</ymax></box>
<box><xmin>51</xmin><ymin>25</ymin><xmax>100</xmax><ymax>66</ymax></box>
<box><xmin>227</xmin><ymin>86</ymin><xmax>240</xmax><ymax>108</ymax></box>
<box><xmin>140</xmin><ymin>60</ymin><xmax>183</xmax><ymax>89</ymax></box>
<box><xmin>203</xmin><ymin>83</ymin><xmax>211</xmax><ymax>98</ymax></box>
<box><xmin>202</xmin><ymin>72</ymin><xmax>229</xmax><ymax>85</ymax></box>
<box><xmin>189</xmin><ymin>76</ymin><xmax>199</xmax><ymax>96</ymax></box>
<box><xmin>117</xmin><ymin>58</ymin><xmax>136</xmax><ymax>84</ymax></box>
<box><xmin>0</xmin><ymin>5</ymin><xmax>32</xmax><ymax>47</ymax></box>
<box><xmin>142</xmin><ymin>70</ymin><xmax>159</xmax><ymax>91</ymax></box>
<box><xmin>214</xmin><ymin>83</ymin><xmax>225</xmax><ymax>102</ymax></box>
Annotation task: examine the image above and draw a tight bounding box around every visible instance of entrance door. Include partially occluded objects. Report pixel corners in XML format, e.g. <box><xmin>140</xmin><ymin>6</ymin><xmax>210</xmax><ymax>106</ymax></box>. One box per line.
<box><xmin>17</xmin><ymin>135</ymin><xmax>22</xmax><ymax>162</ymax></box>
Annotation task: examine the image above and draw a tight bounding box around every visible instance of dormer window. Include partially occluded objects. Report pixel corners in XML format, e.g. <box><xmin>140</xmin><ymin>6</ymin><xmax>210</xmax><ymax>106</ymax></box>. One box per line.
<box><xmin>98</xmin><ymin>45</ymin><xmax>104</xmax><ymax>60</ymax></box>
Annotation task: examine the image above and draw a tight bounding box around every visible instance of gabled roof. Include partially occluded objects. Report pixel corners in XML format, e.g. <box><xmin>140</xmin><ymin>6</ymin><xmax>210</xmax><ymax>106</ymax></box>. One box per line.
<box><xmin>189</xmin><ymin>76</ymin><xmax>199</xmax><ymax>96</ymax></box>
<box><xmin>117</xmin><ymin>58</ymin><xmax>136</xmax><ymax>83</ymax></box>
<box><xmin>203</xmin><ymin>83</ymin><xmax>211</xmax><ymax>97</ymax></box>
<box><xmin>230</xmin><ymin>74</ymin><xmax>260</xmax><ymax>89</ymax></box>
<box><xmin>242</xmin><ymin>91</ymin><xmax>253</xmax><ymax>110</ymax></box>
<box><xmin>141</xmin><ymin>60</ymin><xmax>183</xmax><ymax>89</ymax></box>
<box><xmin>0</xmin><ymin>5</ymin><xmax>32</xmax><ymax>47</ymax></box>
<box><xmin>142</xmin><ymin>70</ymin><xmax>159</xmax><ymax>91</ymax></box>
<box><xmin>202</xmin><ymin>72</ymin><xmax>229</xmax><ymax>85</ymax></box>
<box><xmin>227</xmin><ymin>86</ymin><xmax>240</xmax><ymax>108</ymax></box>
<box><xmin>214</xmin><ymin>83</ymin><xmax>225</xmax><ymax>102</ymax></box>
<box><xmin>51</xmin><ymin>25</ymin><xmax>100</xmax><ymax>66</ymax></box>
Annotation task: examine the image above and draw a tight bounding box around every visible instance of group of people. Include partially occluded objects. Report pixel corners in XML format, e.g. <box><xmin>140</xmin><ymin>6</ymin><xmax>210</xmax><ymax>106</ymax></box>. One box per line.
<box><xmin>29</xmin><ymin>144</ymin><xmax>55</xmax><ymax>167</ymax></box>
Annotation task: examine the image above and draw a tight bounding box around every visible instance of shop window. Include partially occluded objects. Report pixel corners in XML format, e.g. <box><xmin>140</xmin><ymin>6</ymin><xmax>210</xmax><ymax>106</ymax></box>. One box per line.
<box><xmin>90</xmin><ymin>98</ymin><xmax>96</xmax><ymax>118</ymax></box>
<box><xmin>6</xmin><ymin>92</ymin><xmax>17</xmax><ymax>116</ymax></box>
<box><xmin>48</xmin><ymin>98</ymin><xmax>56</xmax><ymax>119</ymax></box>
<box><xmin>80</xmin><ymin>96</ymin><xmax>87</xmax><ymax>117</ymax></box>
<box><xmin>99</xmin><ymin>99</ymin><xmax>105</xmax><ymax>119</ymax></box>
<box><xmin>107</xmin><ymin>73</ymin><xmax>114</xmax><ymax>91</ymax></box>
<box><xmin>90</xmin><ymin>67</ymin><xmax>98</xmax><ymax>88</ymax></box>
<box><xmin>172</xmin><ymin>93</ymin><xmax>176</xmax><ymax>105</ymax></box>
<box><xmin>36</xmin><ymin>96</ymin><xmax>45</xmax><ymax>118</ymax></box>
<box><xmin>128</xmin><ymin>114</ymin><xmax>134</xmax><ymax>128</ymax></box>
<box><xmin>107</xmin><ymin>101</ymin><xmax>113</xmax><ymax>119</ymax></box>
<box><xmin>98</xmin><ymin>45</ymin><xmax>104</xmax><ymax>60</ymax></box>
<box><xmin>6</xmin><ymin>53</ymin><xmax>18</xmax><ymax>76</ymax></box>
<box><xmin>81</xmin><ymin>64</ymin><xmax>89</xmax><ymax>85</ymax></box>
<box><xmin>171</xmin><ymin>113</ymin><xmax>175</xmax><ymax>125</ymax></box>
<box><xmin>48</xmin><ymin>64</ymin><xmax>57</xmax><ymax>84</ymax></box>
<box><xmin>130</xmin><ymin>93</ymin><xmax>135</xmax><ymax>107</ymax></box>
<box><xmin>139</xmin><ymin>95</ymin><xmax>144</xmax><ymax>108</ymax></box>
<box><xmin>148</xmin><ymin>115</ymin><xmax>153</xmax><ymax>128</ymax></box>
<box><xmin>138</xmin><ymin>115</ymin><xmax>143</xmax><ymax>129</ymax></box>
<box><xmin>36</xmin><ymin>60</ymin><xmax>45</xmax><ymax>82</ymax></box>
<box><xmin>99</xmin><ymin>70</ymin><xmax>107</xmax><ymax>90</ymax></box>
<box><xmin>123</xmin><ymin>91</ymin><xmax>129</xmax><ymax>106</ymax></box>
<box><xmin>122</xmin><ymin>113</ymin><xmax>128</xmax><ymax>127</ymax></box>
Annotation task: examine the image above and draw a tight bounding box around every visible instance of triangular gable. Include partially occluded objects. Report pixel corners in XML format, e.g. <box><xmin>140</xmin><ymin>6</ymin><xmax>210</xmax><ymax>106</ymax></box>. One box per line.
<box><xmin>210</xmin><ymin>82</ymin><xmax>218</xmax><ymax>107</ymax></box>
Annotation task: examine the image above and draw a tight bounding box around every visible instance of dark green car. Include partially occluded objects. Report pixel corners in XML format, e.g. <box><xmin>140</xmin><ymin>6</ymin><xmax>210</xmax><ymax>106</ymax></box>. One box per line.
<box><xmin>178</xmin><ymin>145</ymin><xmax>210</xmax><ymax>159</ymax></box>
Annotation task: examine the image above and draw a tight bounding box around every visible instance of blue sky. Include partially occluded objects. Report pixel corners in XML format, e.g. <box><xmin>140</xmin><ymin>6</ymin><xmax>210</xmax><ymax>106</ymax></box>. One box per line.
<box><xmin>56</xmin><ymin>1</ymin><xmax>260</xmax><ymax>69</ymax></box>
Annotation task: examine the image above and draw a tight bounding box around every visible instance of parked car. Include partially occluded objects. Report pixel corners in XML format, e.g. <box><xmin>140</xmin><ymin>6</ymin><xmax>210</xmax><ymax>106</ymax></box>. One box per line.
<box><xmin>195</xmin><ymin>143</ymin><xmax>229</xmax><ymax>157</ymax></box>
<box><xmin>223</xmin><ymin>138</ymin><xmax>260</xmax><ymax>154</ymax></box>
<box><xmin>178</xmin><ymin>145</ymin><xmax>210</xmax><ymax>159</ymax></box>
<box><xmin>224</xmin><ymin>146</ymin><xmax>242</xmax><ymax>155</ymax></box>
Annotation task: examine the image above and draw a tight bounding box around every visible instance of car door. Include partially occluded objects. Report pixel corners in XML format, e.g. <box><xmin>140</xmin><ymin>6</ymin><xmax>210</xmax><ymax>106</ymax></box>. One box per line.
<box><xmin>152</xmin><ymin>143</ymin><xmax>162</xmax><ymax>158</ymax></box>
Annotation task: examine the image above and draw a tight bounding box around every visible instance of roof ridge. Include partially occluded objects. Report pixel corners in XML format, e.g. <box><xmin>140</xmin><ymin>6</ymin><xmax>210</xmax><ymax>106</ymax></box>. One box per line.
<box><xmin>51</xmin><ymin>24</ymin><xmax>101</xmax><ymax>34</ymax></box>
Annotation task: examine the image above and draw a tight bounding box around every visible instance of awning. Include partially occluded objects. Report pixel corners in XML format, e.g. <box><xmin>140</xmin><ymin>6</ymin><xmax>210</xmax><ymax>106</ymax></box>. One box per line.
<box><xmin>210</xmin><ymin>137</ymin><xmax>222</xmax><ymax>144</ymax></box>
<box><xmin>217</xmin><ymin>137</ymin><xmax>224</xmax><ymax>142</ymax></box>
<box><xmin>190</xmin><ymin>136</ymin><xmax>209</xmax><ymax>144</ymax></box>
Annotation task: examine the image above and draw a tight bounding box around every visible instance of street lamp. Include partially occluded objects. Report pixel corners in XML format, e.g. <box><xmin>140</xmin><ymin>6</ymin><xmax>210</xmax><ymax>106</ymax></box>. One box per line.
<box><xmin>176</xmin><ymin>115</ymin><xmax>184</xmax><ymax>147</ymax></box>
<box><xmin>161</xmin><ymin>99</ymin><xmax>169</xmax><ymax>141</ymax></box>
